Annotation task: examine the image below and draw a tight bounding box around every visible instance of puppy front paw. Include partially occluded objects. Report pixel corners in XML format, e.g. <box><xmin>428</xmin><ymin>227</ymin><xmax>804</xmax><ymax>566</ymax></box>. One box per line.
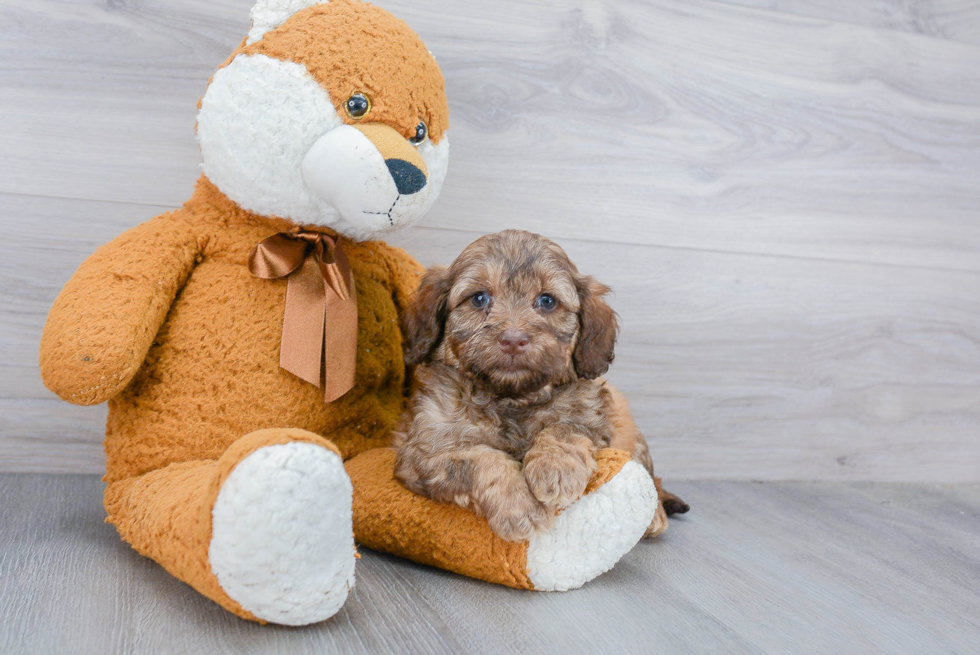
<box><xmin>484</xmin><ymin>492</ymin><xmax>552</xmax><ymax>542</ymax></box>
<box><xmin>523</xmin><ymin>442</ymin><xmax>597</xmax><ymax>511</ymax></box>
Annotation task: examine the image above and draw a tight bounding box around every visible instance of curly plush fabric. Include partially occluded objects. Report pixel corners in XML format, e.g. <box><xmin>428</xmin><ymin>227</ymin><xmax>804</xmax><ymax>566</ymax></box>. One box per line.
<box><xmin>41</xmin><ymin>177</ymin><xmax>424</xmax><ymax>481</ymax></box>
<box><xmin>40</xmin><ymin>175</ymin><xmax>422</xmax><ymax>622</ymax></box>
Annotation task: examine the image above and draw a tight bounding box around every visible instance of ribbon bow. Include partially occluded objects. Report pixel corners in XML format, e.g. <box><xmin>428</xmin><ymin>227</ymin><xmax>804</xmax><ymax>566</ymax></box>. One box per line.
<box><xmin>249</xmin><ymin>229</ymin><xmax>357</xmax><ymax>402</ymax></box>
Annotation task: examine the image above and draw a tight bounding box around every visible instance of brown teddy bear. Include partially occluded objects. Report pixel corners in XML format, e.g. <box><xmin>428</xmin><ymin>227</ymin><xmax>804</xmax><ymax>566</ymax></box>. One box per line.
<box><xmin>39</xmin><ymin>0</ymin><xmax>671</xmax><ymax>626</ymax></box>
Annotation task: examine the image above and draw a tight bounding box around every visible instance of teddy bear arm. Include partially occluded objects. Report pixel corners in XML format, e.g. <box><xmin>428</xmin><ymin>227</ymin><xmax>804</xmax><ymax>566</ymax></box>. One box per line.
<box><xmin>346</xmin><ymin>447</ymin><xmax>658</xmax><ymax>591</ymax></box>
<box><xmin>39</xmin><ymin>213</ymin><xmax>201</xmax><ymax>405</ymax></box>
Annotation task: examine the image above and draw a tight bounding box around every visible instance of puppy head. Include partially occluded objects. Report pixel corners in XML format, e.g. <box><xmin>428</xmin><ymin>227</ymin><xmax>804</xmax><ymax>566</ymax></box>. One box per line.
<box><xmin>403</xmin><ymin>230</ymin><xmax>618</xmax><ymax>396</ymax></box>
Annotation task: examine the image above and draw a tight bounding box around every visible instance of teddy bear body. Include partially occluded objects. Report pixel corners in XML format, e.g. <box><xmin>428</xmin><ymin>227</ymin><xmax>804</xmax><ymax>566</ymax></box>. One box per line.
<box><xmin>39</xmin><ymin>0</ymin><xmax>455</xmax><ymax>624</ymax></box>
<box><xmin>41</xmin><ymin>174</ymin><xmax>425</xmax><ymax>625</ymax></box>
<box><xmin>94</xmin><ymin>179</ymin><xmax>421</xmax><ymax>483</ymax></box>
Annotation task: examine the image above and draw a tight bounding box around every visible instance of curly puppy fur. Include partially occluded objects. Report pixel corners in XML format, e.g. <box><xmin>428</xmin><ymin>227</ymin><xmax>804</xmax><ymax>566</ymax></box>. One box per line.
<box><xmin>394</xmin><ymin>230</ymin><xmax>687</xmax><ymax>541</ymax></box>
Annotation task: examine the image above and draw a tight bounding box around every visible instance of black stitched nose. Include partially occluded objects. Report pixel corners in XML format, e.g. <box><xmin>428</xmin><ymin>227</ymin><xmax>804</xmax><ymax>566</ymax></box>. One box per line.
<box><xmin>385</xmin><ymin>159</ymin><xmax>427</xmax><ymax>195</ymax></box>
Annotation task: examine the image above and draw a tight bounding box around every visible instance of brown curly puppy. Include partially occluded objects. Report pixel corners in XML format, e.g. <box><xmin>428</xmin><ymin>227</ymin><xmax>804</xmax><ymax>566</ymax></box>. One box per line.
<box><xmin>394</xmin><ymin>230</ymin><xmax>688</xmax><ymax>541</ymax></box>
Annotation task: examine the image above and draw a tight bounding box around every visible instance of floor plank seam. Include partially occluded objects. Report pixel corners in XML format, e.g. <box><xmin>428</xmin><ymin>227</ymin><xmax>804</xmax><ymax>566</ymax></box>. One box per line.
<box><xmin>406</xmin><ymin>225</ymin><xmax>980</xmax><ymax>276</ymax></box>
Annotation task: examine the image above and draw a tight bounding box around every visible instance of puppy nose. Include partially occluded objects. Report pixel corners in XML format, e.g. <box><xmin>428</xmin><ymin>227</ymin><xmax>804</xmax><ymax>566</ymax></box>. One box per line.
<box><xmin>499</xmin><ymin>330</ymin><xmax>530</xmax><ymax>355</ymax></box>
<box><xmin>386</xmin><ymin>159</ymin><xmax>427</xmax><ymax>195</ymax></box>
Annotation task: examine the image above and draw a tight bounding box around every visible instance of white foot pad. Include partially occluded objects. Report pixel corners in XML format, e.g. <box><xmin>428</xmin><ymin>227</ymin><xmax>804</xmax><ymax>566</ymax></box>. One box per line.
<box><xmin>526</xmin><ymin>461</ymin><xmax>657</xmax><ymax>591</ymax></box>
<box><xmin>209</xmin><ymin>442</ymin><xmax>356</xmax><ymax>625</ymax></box>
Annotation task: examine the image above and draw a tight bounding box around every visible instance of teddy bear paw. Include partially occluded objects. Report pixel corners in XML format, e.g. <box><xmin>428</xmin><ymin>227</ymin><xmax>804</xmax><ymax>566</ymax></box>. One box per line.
<box><xmin>208</xmin><ymin>442</ymin><xmax>356</xmax><ymax>625</ymax></box>
<box><xmin>525</xmin><ymin>460</ymin><xmax>658</xmax><ymax>592</ymax></box>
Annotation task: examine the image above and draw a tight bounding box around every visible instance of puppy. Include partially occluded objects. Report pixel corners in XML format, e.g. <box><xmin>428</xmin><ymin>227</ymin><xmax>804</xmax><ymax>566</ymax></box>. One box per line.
<box><xmin>394</xmin><ymin>230</ymin><xmax>688</xmax><ymax>541</ymax></box>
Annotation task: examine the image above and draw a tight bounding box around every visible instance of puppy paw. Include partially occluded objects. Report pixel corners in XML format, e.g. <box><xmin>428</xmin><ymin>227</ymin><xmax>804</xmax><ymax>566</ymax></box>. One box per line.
<box><xmin>485</xmin><ymin>493</ymin><xmax>552</xmax><ymax>542</ymax></box>
<box><xmin>523</xmin><ymin>443</ymin><xmax>597</xmax><ymax>511</ymax></box>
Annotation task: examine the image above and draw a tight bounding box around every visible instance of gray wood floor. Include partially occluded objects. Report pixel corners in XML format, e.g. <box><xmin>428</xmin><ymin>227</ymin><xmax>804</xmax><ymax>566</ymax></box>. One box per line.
<box><xmin>2</xmin><ymin>0</ymin><xmax>979</xmax><ymax>482</ymax></box>
<box><xmin>2</xmin><ymin>474</ymin><xmax>978</xmax><ymax>654</ymax></box>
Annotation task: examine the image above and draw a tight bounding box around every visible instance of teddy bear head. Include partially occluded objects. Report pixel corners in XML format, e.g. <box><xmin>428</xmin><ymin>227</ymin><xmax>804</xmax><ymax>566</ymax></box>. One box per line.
<box><xmin>197</xmin><ymin>0</ymin><xmax>449</xmax><ymax>241</ymax></box>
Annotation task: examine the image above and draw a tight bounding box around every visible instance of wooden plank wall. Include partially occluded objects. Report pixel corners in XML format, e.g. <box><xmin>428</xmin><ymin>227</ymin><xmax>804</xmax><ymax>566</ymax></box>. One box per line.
<box><xmin>1</xmin><ymin>0</ymin><xmax>978</xmax><ymax>480</ymax></box>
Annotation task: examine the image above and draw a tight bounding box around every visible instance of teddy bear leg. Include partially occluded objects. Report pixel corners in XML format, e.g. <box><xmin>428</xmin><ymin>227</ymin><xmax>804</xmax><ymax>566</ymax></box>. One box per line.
<box><xmin>104</xmin><ymin>428</ymin><xmax>356</xmax><ymax>625</ymax></box>
<box><xmin>346</xmin><ymin>447</ymin><xmax>657</xmax><ymax>592</ymax></box>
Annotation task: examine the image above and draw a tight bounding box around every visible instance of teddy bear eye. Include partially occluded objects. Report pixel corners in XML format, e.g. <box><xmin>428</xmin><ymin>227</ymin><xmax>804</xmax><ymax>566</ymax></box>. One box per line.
<box><xmin>470</xmin><ymin>291</ymin><xmax>491</xmax><ymax>309</ymax></box>
<box><xmin>409</xmin><ymin>122</ymin><xmax>428</xmax><ymax>146</ymax></box>
<box><xmin>535</xmin><ymin>293</ymin><xmax>557</xmax><ymax>311</ymax></box>
<box><xmin>345</xmin><ymin>93</ymin><xmax>371</xmax><ymax>119</ymax></box>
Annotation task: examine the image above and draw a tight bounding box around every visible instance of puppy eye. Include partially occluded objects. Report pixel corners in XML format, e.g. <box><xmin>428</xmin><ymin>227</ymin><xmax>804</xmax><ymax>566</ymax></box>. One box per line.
<box><xmin>535</xmin><ymin>293</ymin><xmax>557</xmax><ymax>311</ymax></box>
<box><xmin>470</xmin><ymin>291</ymin><xmax>491</xmax><ymax>309</ymax></box>
<box><xmin>345</xmin><ymin>93</ymin><xmax>371</xmax><ymax>119</ymax></box>
<box><xmin>409</xmin><ymin>122</ymin><xmax>428</xmax><ymax>146</ymax></box>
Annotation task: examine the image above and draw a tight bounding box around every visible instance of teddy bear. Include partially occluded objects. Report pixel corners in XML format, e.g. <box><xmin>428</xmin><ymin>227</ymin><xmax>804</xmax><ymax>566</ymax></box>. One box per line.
<box><xmin>39</xmin><ymin>0</ymin><xmax>669</xmax><ymax>626</ymax></box>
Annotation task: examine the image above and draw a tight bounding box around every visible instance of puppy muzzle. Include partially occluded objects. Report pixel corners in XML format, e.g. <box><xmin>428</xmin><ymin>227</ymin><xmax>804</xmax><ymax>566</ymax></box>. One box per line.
<box><xmin>302</xmin><ymin>123</ymin><xmax>431</xmax><ymax>231</ymax></box>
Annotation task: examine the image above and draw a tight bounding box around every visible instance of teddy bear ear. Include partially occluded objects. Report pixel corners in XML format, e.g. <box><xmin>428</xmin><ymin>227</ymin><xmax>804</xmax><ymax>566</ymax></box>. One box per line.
<box><xmin>246</xmin><ymin>0</ymin><xmax>329</xmax><ymax>45</ymax></box>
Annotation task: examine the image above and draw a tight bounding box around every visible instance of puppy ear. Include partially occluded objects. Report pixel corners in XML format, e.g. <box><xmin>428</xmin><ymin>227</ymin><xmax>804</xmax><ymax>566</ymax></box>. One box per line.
<box><xmin>403</xmin><ymin>266</ymin><xmax>452</xmax><ymax>365</ymax></box>
<box><xmin>573</xmin><ymin>276</ymin><xmax>619</xmax><ymax>379</ymax></box>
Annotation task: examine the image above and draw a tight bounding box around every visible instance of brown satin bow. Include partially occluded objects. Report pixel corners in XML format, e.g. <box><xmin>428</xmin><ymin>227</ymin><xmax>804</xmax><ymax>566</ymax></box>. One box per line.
<box><xmin>249</xmin><ymin>229</ymin><xmax>357</xmax><ymax>402</ymax></box>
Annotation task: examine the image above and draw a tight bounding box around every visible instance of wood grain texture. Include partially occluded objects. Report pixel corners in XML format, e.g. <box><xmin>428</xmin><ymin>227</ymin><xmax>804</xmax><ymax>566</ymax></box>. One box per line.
<box><xmin>2</xmin><ymin>0</ymin><xmax>979</xmax><ymax>268</ymax></box>
<box><xmin>2</xmin><ymin>474</ymin><xmax>978</xmax><ymax>654</ymax></box>
<box><xmin>1</xmin><ymin>0</ymin><xmax>979</xmax><ymax>480</ymax></box>
<box><xmin>404</xmin><ymin>0</ymin><xmax>980</xmax><ymax>271</ymax></box>
<box><xmin>710</xmin><ymin>0</ymin><xmax>980</xmax><ymax>46</ymax></box>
